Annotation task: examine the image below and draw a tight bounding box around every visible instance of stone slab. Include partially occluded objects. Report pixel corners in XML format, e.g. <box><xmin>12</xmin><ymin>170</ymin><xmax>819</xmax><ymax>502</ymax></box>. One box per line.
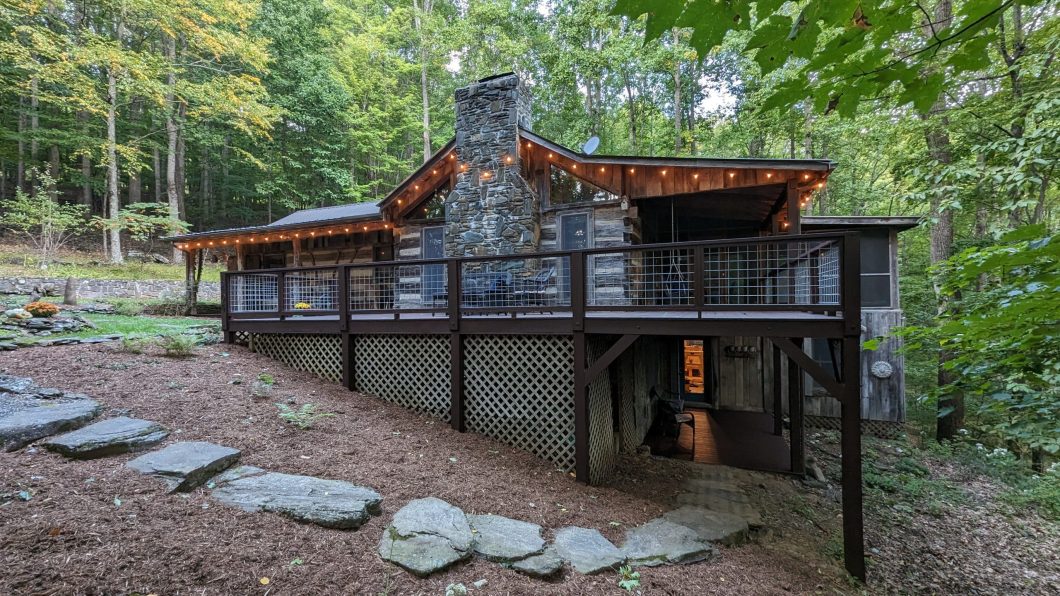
<box><xmin>43</xmin><ymin>417</ymin><xmax>168</xmax><ymax>459</ymax></box>
<box><xmin>468</xmin><ymin>514</ymin><xmax>545</xmax><ymax>563</ymax></box>
<box><xmin>663</xmin><ymin>506</ymin><xmax>749</xmax><ymax>546</ymax></box>
<box><xmin>506</xmin><ymin>546</ymin><xmax>564</xmax><ymax>578</ymax></box>
<box><xmin>212</xmin><ymin>472</ymin><xmax>382</xmax><ymax>529</ymax></box>
<box><xmin>620</xmin><ymin>518</ymin><xmax>716</xmax><ymax>567</ymax></box>
<box><xmin>126</xmin><ymin>441</ymin><xmax>240</xmax><ymax>492</ymax></box>
<box><xmin>553</xmin><ymin>526</ymin><xmax>624</xmax><ymax>575</ymax></box>
<box><xmin>378</xmin><ymin>497</ymin><xmax>474</xmax><ymax>577</ymax></box>
<box><xmin>0</xmin><ymin>399</ymin><xmax>102</xmax><ymax>451</ymax></box>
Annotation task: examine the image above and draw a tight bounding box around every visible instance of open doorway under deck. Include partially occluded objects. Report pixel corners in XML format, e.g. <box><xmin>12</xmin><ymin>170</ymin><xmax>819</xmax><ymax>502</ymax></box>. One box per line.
<box><xmin>674</xmin><ymin>410</ymin><xmax>792</xmax><ymax>474</ymax></box>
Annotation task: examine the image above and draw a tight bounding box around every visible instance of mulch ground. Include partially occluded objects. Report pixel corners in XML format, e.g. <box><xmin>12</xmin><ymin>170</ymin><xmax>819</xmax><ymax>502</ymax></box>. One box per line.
<box><xmin>0</xmin><ymin>342</ymin><xmax>851</xmax><ymax>595</ymax></box>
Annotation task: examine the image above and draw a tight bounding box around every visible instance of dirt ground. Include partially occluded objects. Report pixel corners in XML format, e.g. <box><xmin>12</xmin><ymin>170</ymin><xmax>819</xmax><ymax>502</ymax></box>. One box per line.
<box><xmin>0</xmin><ymin>341</ymin><xmax>1055</xmax><ymax>595</ymax></box>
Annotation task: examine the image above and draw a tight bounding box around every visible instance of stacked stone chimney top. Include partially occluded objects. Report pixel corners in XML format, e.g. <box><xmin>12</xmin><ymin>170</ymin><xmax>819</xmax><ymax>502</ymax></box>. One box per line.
<box><xmin>444</xmin><ymin>73</ymin><xmax>538</xmax><ymax>257</ymax></box>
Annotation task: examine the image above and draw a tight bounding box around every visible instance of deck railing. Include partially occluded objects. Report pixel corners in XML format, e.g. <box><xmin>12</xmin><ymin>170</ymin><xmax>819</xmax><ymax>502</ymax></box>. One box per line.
<box><xmin>222</xmin><ymin>233</ymin><xmax>853</xmax><ymax>322</ymax></box>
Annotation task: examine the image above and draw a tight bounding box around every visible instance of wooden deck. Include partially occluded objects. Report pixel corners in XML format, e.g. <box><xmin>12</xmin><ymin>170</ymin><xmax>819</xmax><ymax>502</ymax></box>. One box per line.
<box><xmin>675</xmin><ymin>409</ymin><xmax>791</xmax><ymax>473</ymax></box>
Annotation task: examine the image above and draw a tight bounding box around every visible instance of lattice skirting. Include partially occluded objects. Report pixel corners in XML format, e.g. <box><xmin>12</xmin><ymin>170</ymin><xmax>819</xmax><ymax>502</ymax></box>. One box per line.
<box><xmin>354</xmin><ymin>335</ymin><xmax>451</xmax><ymax>422</ymax></box>
<box><xmin>248</xmin><ymin>333</ymin><xmax>342</xmax><ymax>383</ymax></box>
<box><xmin>806</xmin><ymin>415</ymin><xmax>905</xmax><ymax>439</ymax></box>
<box><xmin>232</xmin><ymin>331</ymin><xmax>251</xmax><ymax>346</ymax></box>
<box><xmin>464</xmin><ymin>335</ymin><xmax>577</xmax><ymax>472</ymax></box>
<box><xmin>587</xmin><ymin>337</ymin><xmax>621</xmax><ymax>484</ymax></box>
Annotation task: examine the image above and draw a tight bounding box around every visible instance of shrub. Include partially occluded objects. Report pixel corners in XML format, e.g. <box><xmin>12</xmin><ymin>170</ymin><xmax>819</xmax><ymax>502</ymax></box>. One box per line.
<box><xmin>116</xmin><ymin>337</ymin><xmax>147</xmax><ymax>354</ymax></box>
<box><xmin>617</xmin><ymin>565</ymin><xmax>641</xmax><ymax>591</ymax></box>
<box><xmin>108</xmin><ymin>298</ymin><xmax>144</xmax><ymax>317</ymax></box>
<box><xmin>158</xmin><ymin>334</ymin><xmax>197</xmax><ymax>358</ymax></box>
<box><xmin>23</xmin><ymin>301</ymin><xmax>59</xmax><ymax>318</ymax></box>
<box><xmin>275</xmin><ymin>403</ymin><xmax>334</xmax><ymax>430</ymax></box>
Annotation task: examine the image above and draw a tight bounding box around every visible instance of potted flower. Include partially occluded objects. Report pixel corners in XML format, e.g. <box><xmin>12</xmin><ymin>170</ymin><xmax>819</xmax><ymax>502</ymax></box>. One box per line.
<box><xmin>24</xmin><ymin>301</ymin><xmax>60</xmax><ymax>318</ymax></box>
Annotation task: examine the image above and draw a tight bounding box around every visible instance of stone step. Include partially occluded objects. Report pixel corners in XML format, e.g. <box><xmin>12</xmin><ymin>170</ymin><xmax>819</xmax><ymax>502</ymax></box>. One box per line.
<box><xmin>553</xmin><ymin>526</ymin><xmax>624</xmax><ymax>575</ymax></box>
<box><xmin>663</xmin><ymin>506</ymin><xmax>750</xmax><ymax>546</ymax></box>
<box><xmin>620</xmin><ymin>518</ymin><xmax>717</xmax><ymax>567</ymax></box>
<box><xmin>0</xmin><ymin>398</ymin><xmax>101</xmax><ymax>451</ymax></box>
<box><xmin>43</xmin><ymin>417</ymin><xmax>168</xmax><ymax>459</ymax></box>
<box><xmin>126</xmin><ymin>441</ymin><xmax>241</xmax><ymax>492</ymax></box>
<box><xmin>211</xmin><ymin>469</ymin><xmax>382</xmax><ymax>530</ymax></box>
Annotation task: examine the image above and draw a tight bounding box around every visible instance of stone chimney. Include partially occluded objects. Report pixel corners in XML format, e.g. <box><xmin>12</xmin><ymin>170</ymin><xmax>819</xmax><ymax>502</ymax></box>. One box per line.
<box><xmin>444</xmin><ymin>73</ymin><xmax>539</xmax><ymax>257</ymax></box>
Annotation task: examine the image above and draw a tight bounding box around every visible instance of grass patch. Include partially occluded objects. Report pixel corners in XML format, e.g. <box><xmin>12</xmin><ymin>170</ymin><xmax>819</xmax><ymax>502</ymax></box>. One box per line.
<box><xmin>0</xmin><ymin>245</ymin><xmax>223</xmax><ymax>282</ymax></box>
<box><xmin>68</xmin><ymin>313</ymin><xmax>212</xmax><ymax>340</ymax></box>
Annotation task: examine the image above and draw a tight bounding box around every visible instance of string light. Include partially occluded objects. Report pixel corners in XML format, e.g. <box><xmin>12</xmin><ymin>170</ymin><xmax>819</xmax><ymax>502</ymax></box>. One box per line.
<box><xmin>661</xmin><ymin>169</ymin><xmax>667</xmax><ymax>175</ymax></box>
<box><xmin>548</xmin><ymin>153</ymin><xmax>553</xmax><ymax>158</ymax></box>
<box><xmin>803</xmin><ymin>174</ymin><xmax>810</xmax><ymax>180</ymax></box>
<box><xmin>432</xmin><ymin>169</ymin><xmax>437</xmax><ymax>174</ymax></box>
<box><xmin>728</xmin><ymin>172</ymin><xmax>735</xmax><ymax>178</ymax></box>
<box><xmin>629</xmin><ymin>168</ymin><xmax>635</xmax><ymax>174</ymax></box>
<box><xmin>481</xmin><ymin>171</ymin><xmax>491</xmax><ymax>179</ymax></box>
<box><xmin>572</xmin><ymin>164</ymin><xmax>577</xmax><ymax>169</ymax></box>
<box><xmin>693</xmin><ymin>173</ymin><xmax>699</xmax><ymax>179</ymax></box>
<box><xmin>505</xmin><ymin>155</ymin><xmax>513</xmax><ymax>164</ymax></box>
<box><xmin>816</xmin><ymin>182</ymin><xmax>824</xmax><ymax>188</ymax></box>
<box><xmin>599</xmin><ymin>166</ymin><xmax>605</xmax><ymax>172</ymax></box>
<box><xmin>766</xmin><ymin>172</ymin><xmax>773</xmax><ymax>179</ymax></box>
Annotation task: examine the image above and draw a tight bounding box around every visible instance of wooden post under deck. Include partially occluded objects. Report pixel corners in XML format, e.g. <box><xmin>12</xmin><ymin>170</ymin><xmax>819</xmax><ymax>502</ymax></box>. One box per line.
<box><xmin>840</xmin><ymin>232</ymin><xmax>866</xmax><ymax>581</ymax></box>
<box><xmin>772</xmin><ymin>342</ymin><xmax>783</xmax><ymax>436</ymax></box>
<box><xmin>788</xmin><ymin>338</ymin><xmax>805</xmax><ymax>476</ymax></box>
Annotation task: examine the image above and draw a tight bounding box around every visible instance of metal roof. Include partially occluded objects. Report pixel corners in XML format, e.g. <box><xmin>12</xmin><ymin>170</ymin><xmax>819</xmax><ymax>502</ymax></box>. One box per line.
<box><xmin>268</xmin><ymin>203</ymin><xmax>380</xmax><ymax>226</ymax></box>
<box><xmin>165</xmin><ymin>202</ymin><xmax>382</xmax><ymax>242</ymax></box>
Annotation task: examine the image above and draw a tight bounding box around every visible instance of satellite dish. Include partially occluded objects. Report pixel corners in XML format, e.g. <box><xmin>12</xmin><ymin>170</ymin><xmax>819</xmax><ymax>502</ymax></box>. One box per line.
<box><xmin>582</xmin><ymin>136</ymin><xmax>600</xmax><ymax>155</ymax></box>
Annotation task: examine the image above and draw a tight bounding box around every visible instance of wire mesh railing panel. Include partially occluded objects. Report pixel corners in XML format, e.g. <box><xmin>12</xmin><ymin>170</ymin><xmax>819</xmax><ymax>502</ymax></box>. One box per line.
<box><xmin>587</xmin><ymin>248</ymin><xmax>694</xmax><ymax>307</ymax></box>
<box><xmin>459</xmin><ymin>256</ymin><xmax>570</xmax><ymax>311</ymax></box>
<box><xmin>285</xmin><ymin>269</ymin><xmax>338</xmax><ymax>312</ymax></box>
<box><xmin>348</xmin><ymin>263</ymin><xmax>448</xmax><ymax>311</ymax></box>
<box><xmin>704</xmin><ymin>238</ymin><xmax>841</xmax><ymax>307</ymax></box>
<box><xmin>229</xmin><ymin>273</ymin><xmax>279</xmax><ymax>313</ymax></box>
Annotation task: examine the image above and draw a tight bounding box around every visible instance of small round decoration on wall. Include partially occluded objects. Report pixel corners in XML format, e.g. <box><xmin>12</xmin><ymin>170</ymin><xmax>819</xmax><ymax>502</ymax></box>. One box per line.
<box><xmin>871</xmin><ymin>361</ymin><xmax>894</xmax><ymax>379</ymax></box>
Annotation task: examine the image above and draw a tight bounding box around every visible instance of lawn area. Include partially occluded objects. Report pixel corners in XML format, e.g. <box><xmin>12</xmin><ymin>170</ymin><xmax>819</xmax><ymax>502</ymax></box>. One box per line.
<box><xmin>0</xmin><ymin>244</ymin><xmax>224</xmax><ymax>282</ymax></box>
<box><xmin>65</xmin><ymin>312</ymin><xmax>214</xmax><ymax>340</ymax></box>
<box><xmin>0</xmin><ymin>340</ymin><xmax>1056</xmax><ymax>595</ymax></box>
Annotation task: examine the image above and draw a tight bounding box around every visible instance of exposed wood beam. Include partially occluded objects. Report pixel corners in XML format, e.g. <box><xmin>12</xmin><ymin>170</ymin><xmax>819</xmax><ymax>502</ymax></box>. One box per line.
<box><xmin>772</xmin><ymin>337</ymin><xmax>843</xmax><ymax>400</ymax></box>
<box><xmin>585</xmin><ymin>334</ymin><xmax>639</xmax><ymax>384</ymax></box>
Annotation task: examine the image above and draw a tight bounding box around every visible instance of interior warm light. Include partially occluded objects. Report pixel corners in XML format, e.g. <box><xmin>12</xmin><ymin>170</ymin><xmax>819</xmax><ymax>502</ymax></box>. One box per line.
<box><xmin>782</xmin><ymin>222</ymin><xmax>789</xmax><ymax>229</ymax></box>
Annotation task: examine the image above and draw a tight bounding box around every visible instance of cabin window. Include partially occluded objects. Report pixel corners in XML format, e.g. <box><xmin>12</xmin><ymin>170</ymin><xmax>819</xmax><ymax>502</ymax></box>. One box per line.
<box><xmin>422</xmin><ymin>226</ymin><xmax>446</xmax><ymax>304</ymax></box>
<box><xmin>860</xmin><ymin>230</ymin><xmax>892</xmax><ymax>308</ymax></box>
<box><xmin>549</xmin><ymin>165</ymin><xmax>617</xmax><ymax>205</ymax></box>
<box><xmin>559</xmin><ymin>212</ymin><xmax>591</xmax><ymax>250</ymax></box>
<box><xmin>408</xmin><ymin>181</ymin><xmax>450</xmax><ymax>222</ymax></box>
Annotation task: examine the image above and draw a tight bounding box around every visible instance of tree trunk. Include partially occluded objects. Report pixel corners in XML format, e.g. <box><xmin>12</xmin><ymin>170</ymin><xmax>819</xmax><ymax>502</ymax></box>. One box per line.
<box><xmin>48</xmin><ymin>145</ymin><xmax>60</xmax><ymax>200</ymax></box>
<box><xmin>128</xmin><ymin>169</ymin><xmax>141</xmax><ymax>204</ymax></box>
<box><xmin>106</xmin><ymin>65</ymin><xmax>123</xmax><ymax>264</ymax></box>
<box><xmin>165</xmin><ymin>34</ymin><xmax>184</xmax><ymax>263</ymax></box>
<box><xmin>412</xmin><ymin>0</ymin><xmax>432</xmax><ymax>163</ymax></box>
<box><xmin>17</xmin><ymin>96</ymin><xmax>26</xmax><ymax>192</ymax></box>
<box><xmin>673</xmin><ymin>29</ymin><xmax>682</xmax><ymax>153</ymax></box>
<box><xmin>153</xmin><ymin>146</ymin><xmax>162</xmax><ymax>202</ymax></box>
<box><xmin>29</xmin><ymin>76</ymin><xmax>39</xmax><ymax>193</ymax></box>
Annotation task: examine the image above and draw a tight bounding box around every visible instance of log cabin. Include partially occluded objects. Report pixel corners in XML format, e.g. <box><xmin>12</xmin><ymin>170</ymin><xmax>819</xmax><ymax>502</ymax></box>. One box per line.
<box><xmin>168</xmin><ymin>73</ymin><xmax>919</xmax><ymax>580</ymax></box>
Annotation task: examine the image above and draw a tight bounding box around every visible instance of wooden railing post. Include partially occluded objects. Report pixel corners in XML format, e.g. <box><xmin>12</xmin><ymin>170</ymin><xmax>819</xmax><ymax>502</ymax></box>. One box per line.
<box><xmin>447</xmin><ymin>258</ymin><xmax>465</xmax><ymax>432</ymax></box>
<box><xmin>220</xmin><ymin>272</ymin><xmax>232</xmax><ymax>343</ymax></box>
<box><xmin>447</xmin><ymin>259</ymin><xmax>461</xmax><ymax>331</ymax></box>
<box><xmin>693</xmin><ymin>246</ymin><xmax>705</xmax><ymax>313</ymax></box>
<box><xmin>337</xmin><ymin>265</ymin><xmax>349</xmax><ymax>333</ymax></box>
<box><xmin>571</xmin><ymin>251</ymin><xmax>585</xmax><ymax>331</ymax></box>
<box><xmin>276</xmin><ymin>271</ymin><xmax>286</xmax><ymax>320</ymax></box>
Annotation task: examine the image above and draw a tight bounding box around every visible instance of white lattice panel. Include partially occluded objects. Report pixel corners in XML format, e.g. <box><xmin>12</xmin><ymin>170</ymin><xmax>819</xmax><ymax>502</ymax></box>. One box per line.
<box><xmin>464</xmin><ymin>335</ymin><xmax>576</xmax><ymax>471</ymax></box>
<box><xmin>587</xmin><ymin>337</ymin><xmax>620</xmax><ymax>484</ymax></box>
<box><xmin>354</xmin><ymin>335</ymin><xmax>451</xmax><ymax>422</ymax></box>
<box><xmin>249</xmin><ymin>333</ymin><xmax>342</xmax><ymax>383</ymax></box>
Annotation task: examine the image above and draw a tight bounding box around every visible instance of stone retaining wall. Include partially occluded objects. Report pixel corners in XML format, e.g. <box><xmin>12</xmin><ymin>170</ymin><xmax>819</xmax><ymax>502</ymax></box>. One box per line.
<box><xmin>0</xmin><ymin>277</ymin><xmax>219</xmax><ymax>301</ymax></box>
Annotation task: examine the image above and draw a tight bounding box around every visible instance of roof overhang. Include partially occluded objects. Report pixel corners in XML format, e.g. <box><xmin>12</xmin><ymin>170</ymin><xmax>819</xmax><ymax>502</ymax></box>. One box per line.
<box><xmin>802</xmin><ymin>216</ymin><xmax>922</xmax><ymax>231</ymax></box>
<box><xmin>519</xmin><ymin>129</ymin><xmax>836</xmax><ymax>172</ymax></box>
<box><xmin>163</xmin><ymin>211</ymin><xmax>384</xmax><ymax>243</ymax></box>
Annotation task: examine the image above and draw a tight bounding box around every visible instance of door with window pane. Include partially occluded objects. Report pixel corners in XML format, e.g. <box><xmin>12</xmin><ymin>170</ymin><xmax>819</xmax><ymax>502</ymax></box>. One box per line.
<box><xmin>422</xmin><ymin>227</ymin><xmax>445</xmax><ymax>307</ymax></box>
<box><xmin>559</xmin><ymin>213</ymin><xmax>590</xmax><ymax>301</ymax></box>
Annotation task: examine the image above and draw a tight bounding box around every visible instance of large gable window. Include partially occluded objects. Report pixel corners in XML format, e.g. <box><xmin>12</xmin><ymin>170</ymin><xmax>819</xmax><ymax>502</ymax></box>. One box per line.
<box><xmin>407</xmin><ymin>180</ymin><xmax>450</xmax><ymax>222</ymax></box>
<box><xmin>549</xmin><ymin>165</ymin><xmax>617</xmax><ymax>205</ymax></box>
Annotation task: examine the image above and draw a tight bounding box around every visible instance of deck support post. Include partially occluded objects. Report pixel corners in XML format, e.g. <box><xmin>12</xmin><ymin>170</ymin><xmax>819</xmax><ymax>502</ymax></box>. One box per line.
<box><xmin>787</xmin><ymin>338</ymin><xmax>805</xmax><ymax>476</ymax></box>
<box><xmin>772</xmin><ymin>342</ymin><xmax>783</xmax><ymax>436</ymax></box>
<box><xmin>839</xmin><ymin>231</ymin><xmax>866</xmax><ymax>582</ymax></box>
<box><xmin>448</xmin><ymin>259</ymin><xmax>465</xmax><ymax>433</ymax></box>
<box><xmin>786</xmin><ymin>178</ymin><xmax>801</xmax><ymax>234</ymax></box>
<box><xmin>450</xmin><ymin>332</ymin><xmax>465</xmax><ymax>432</ymax></box>
<box><xmin>573</xmin><ymin>330</ymin><xmax>589</xmax><ymax>483</ymax></box>
<box><xmin>341</xmin><ymin>333</ymin><xmax>355</xmax><ymax>391</ymax></box>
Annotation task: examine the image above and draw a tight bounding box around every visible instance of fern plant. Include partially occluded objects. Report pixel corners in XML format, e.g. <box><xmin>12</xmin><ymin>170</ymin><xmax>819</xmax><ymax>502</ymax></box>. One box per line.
<box><xmin>275</xmin><ymin>403</ymin><xmax>334</xmax><ymax>430</ymax></box>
